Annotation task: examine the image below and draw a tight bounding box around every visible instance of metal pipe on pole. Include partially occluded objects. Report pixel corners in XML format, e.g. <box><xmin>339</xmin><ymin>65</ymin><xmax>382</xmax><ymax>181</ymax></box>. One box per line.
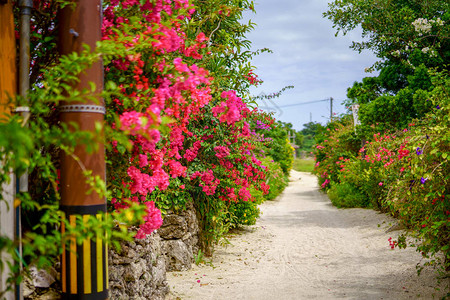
<box><xmin>15</xmin><ymin>1</ymin><xmax>33</xmax><ymax>299</ymax></box>
<box><xmin>57</xmin><ymin>1</ymin><xmax>108</xmax><ymax>298</ymax></box>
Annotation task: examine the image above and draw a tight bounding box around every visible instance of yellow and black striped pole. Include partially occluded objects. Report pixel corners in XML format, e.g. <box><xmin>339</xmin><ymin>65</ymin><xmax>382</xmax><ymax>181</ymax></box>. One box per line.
<box><xmin>58</xmin><ymin>0</ymin><xmax>108</xmax><ymax>299</ymax></box>
<box><xmin>61</xmin><ymin>206</ymin><xmax>108</xmax><ymax>299</ymax></box>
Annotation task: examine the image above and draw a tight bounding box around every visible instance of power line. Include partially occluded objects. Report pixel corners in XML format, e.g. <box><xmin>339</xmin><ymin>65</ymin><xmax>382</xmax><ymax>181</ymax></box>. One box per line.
<box><xmin>276</xmin><ymin>98</ymin><xmax>329</xmax><ymax>108</ymax></box>
<box><xmin>255</xmin><ymin>97</ymin><xmax>349</xmax><ymax>120</ymax></box>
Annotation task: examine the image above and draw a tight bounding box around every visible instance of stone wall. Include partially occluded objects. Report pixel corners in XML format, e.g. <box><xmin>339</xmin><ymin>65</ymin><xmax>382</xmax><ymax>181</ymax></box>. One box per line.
<box><xmin>109</xmin><ymin>201</ymin><xmax>200</xmax><ymax>298</ymax></box>
<box><xmin>108</xmin><ymin>233</ymin><xmax>169</xmax><ymax>300</ymax></box>
<box><xmin>159</xmin><ymin>201</ymin><xmax>199</xmax><ymax>271</ymax></box>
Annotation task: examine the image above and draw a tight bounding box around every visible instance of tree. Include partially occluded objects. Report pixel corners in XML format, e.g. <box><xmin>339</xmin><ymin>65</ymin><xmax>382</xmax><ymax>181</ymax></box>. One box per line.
<box><xmin>324</xmin><ymin>0</ymin><xmax>449</xmax><ymax>69</ymax></box>
<box><xmin>294</xmin><ymin>132</ymin><xmax>304</xmax><ymax>148</ymax></box>
<box><xmin>300</xmin><ymin>122</ymin><xmax>324</xmax><ymax>137</ymax></box>
<box><xmin>325</xmin><ymin>0</ymin><xmax>450</xmax><ymax>131</ymax></box>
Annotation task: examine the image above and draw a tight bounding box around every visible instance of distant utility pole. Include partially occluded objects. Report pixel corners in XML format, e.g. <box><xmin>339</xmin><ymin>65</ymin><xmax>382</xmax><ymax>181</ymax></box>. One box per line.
<box><xmin>310</xmin><ymin>112</ymin><xmax>312</xmax><ymax>123</ymax></box>
<box><xmin>330</xmin><ymin>97</ymin><xmax>333</xmax><ymax>120</ymax></box>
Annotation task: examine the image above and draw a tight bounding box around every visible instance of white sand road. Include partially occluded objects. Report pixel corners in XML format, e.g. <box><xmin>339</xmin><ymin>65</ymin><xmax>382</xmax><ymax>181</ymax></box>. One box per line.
<box><xmin>166</xmin><ymin>171</ymin><xmax>449</xmax><ymax>299</ymax></box>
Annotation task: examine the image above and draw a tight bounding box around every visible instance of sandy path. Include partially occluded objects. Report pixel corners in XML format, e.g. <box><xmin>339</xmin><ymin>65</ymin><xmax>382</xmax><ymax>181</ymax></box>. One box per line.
<box><xmin>166</xmin><ymin>171</ymin><xmax>449</xmax><ymax>299</ymax></box>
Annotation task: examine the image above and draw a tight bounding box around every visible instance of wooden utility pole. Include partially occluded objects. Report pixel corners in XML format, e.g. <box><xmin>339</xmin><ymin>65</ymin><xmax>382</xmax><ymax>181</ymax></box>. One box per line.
<box><xmin>58</xmin><ymin>1</ymin><xmax>108</xmax><ymax>299</ymax></box>
<box><xmin>0</xmin><ymin>1</ymin><xmax>17</xmax><ymax>299</ymax></box>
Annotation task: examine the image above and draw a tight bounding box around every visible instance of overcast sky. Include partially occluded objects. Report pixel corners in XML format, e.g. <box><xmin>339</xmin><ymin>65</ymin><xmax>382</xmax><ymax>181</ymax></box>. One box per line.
<box><xmin>243</xmin><ymin>0</ymin><xmax>378</xmax><ymax>130</ymax></box>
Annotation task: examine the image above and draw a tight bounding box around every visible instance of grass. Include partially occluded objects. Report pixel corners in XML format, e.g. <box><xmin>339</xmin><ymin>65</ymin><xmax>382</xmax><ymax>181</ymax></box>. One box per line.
<box><xmin>292</xmin><ymin>158</ymin><xmax>315</xmax><ymax>173</ymax></box>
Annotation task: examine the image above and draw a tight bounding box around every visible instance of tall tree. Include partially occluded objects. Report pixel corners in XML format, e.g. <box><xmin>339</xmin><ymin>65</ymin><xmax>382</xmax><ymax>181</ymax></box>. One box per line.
<box><xmin>324</xmin><ymin>0</ymin><xmax>449</xmax><ymax>69</ymax></box>
<box><xmin>325</xmin><ymin>0</ymin><xmax>450</xmax><ymax>130</ymax></box>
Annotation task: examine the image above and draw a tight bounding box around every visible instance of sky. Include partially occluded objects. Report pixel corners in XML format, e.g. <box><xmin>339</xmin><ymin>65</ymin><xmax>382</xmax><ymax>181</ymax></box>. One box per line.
<box><xmin>243</xmin><ymin>0</ymin><xmax>378</xmax><ymax>130</ymax></box>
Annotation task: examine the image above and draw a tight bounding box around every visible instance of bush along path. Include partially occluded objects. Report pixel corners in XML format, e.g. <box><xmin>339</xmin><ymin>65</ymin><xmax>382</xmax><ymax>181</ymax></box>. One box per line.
<box><xmin>316</xmin><ymin>0</ymin><xmax>450</xmax><ymax>283</ymax></box>
<box><xmin>167</xmin><ymin>171</ymin><xmax>449</xmax><ymax>299</ymax></box>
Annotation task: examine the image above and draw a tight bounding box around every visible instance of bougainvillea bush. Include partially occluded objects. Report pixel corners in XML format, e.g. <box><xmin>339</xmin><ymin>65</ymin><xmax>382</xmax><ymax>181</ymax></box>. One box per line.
<box><xmin>385</xmin><ymin>72</ymin><xmax>449</xmax><ymax>274</ymax></box>
<box><xmin>102</xmin><ymin>0</ymin><xmax>214</xmax><ymax>238</ymax></box>
<box><xmin>101</xmin><ymin>0</ymin><xmax>288</xmax><ymax>253</ymax></box>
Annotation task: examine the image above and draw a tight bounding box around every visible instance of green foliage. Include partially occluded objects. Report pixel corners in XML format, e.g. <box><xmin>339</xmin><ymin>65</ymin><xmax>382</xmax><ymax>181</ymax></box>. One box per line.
<box><xmin>346</xmin><ymin>77</ymin><xmax>381</xmax><ymax>104</ymax></box>
<box><xmin>294</xmin><ymin>132</ymin><xmax>304</xmax><ymax>148</ymax></box>
<box><xmin>378</xmin><ymin>62</ymin><xmax>410</xmax><ymax>93</ymax></box>
<box><xmin>327</xmin><ymin>182</ymin><xmax>369</xmax><ymax>208</ymax></box>
<box><xmin>298</xmin><ymin>135</ymin><xmax>314</xmax><ymax>153</ymax></box>
<box><xmin>193</xmin><ymin>194</ymin><xmax>229</xmax><ymax>256</ymax></box>
<box><xmin>359</xmin><ymin>88</ymin><xmax>412</xmax><ymax>129</ymax></box>
<box><xmin>228</xmin><ymin>197</ymin><xmax>261</xmax><ymax>227</ymax></box>
<box><xmin>194</xmin><ymin>249</ymin><xmax>212</xmax><ymax>266</ymax></box>
<box><xmin>327</xmin><ymin>0</ymin><xmax>449</xmax><ymax>131</ymax></box>
<box><xmin>147</xmin><ymin>180</ymin><xmax>193</xmax><ymax>215</ymax></box>
<box><xmin>324</xmin><ymin>0</ymin><xmax>450</xmax><ymax>67</ymax></box>
<box><xmin>264</xmin><ymin>121</ymin><xmax>294</xmax><ymax>175</ymax></box>
<box><xmin>300</xmin><ymin>121</ymin><xmax>325</xmax><ymax>137</ymax></box>
<box><xmin>261</xmin><ymin>157</ymin><xmax>288</xmax><ymax>200</ymax></box>
<box><xmin>265</xmin><ymin>177</ymin><xmax>288</xmax><ymax>201</ymax></box>
<box><xmin>314</xmin><ymin>116</ymin><xmax>361</xmax><ymax>186</ymax></box>
<box><xmin>190</xmin><ymin>0</ymin><xmax>260</xmax><ymax>98</ymax></box>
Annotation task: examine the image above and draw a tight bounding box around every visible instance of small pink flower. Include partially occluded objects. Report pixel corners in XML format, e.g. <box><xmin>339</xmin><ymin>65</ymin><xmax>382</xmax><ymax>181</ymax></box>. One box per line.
<box><xmin>379</xmin><ymin>182</ymin><xmax>383</xmax><ymax>186</ymax></box>
<box><xmin>138</xmin><ymin>154</ymin><xmax>148</xmax><ymax>168</ymax></box>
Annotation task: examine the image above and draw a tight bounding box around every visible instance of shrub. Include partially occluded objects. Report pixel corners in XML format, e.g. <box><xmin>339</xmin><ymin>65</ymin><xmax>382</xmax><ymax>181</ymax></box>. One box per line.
<box><xmin>261</xmin><ymin>157</ymin><xmax>289</xmax><ymax>200</ymax></box>
<box><xmin>327</xmin><ymin>182</ymin><xmax>369</xmax><ymax>208</ymax></box>
<box><xmin>262</xmin><ymin>121</ymin><xmax>294</xmax><ymax>175</ymax></box>
<box><xmin>313</xmin><ymin>116</ymin><xmax>360</xmax><ymax>189</ymax></box>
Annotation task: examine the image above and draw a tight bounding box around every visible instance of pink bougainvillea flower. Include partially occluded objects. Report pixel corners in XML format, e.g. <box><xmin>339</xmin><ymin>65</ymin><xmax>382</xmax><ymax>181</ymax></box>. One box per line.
<box><xmin>214</xmin><ymin>146</ymin><xmax>230</xmax><ymax>159</ymax></box>
<box><xmin>135</xmin><ymin>201</ymin><xmax>163</xmax><ymax>239</ymax></box>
